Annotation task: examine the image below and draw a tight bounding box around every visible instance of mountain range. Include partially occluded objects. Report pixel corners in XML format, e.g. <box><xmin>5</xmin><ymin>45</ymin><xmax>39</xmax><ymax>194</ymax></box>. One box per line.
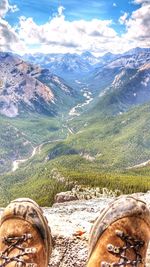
<box><xmin>1</xmin><ymin>47</ymin><xmax>149</xmax><ymax>118</ymax></box>
<box><xmin>0</xmin><ymin>47</ymin><xmax>150</xmax><ymax>206</ymax></box>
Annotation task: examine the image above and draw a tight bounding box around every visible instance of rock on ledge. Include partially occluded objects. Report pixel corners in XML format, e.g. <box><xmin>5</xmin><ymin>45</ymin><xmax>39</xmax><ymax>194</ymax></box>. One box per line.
<box><xmin>54</xmin><ymin>192</ymin><xmax>78</xmax><ymax>203</ymax></box>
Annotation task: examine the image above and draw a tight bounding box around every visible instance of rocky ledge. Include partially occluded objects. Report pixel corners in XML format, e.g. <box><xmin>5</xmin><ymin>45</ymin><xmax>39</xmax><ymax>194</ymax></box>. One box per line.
<box><xmin>0</xmin><ymin>192</ymin><xmax>150</xmax><ymax>266</ymax></box>
<box><xmin>54</xmin><ymin>185</ymin><xmax>121</xmax><ymax>203</ymax></box>
<box><xmin>45</xmin><ymin>191</ymin><xmax>150</xmax><ymax>267</ymax></box>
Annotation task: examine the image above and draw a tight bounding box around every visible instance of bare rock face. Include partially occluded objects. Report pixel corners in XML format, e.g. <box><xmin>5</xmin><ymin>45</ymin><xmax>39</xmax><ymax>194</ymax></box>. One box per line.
<box><xmin>0</xmin><ymin>53</ymin><xmax>54</xmax><ymax>117</ymax></box>
<box><xmin>0</xmin><ymin>52</ymin><xmax>75</xmax><ymax>117</ymax></box>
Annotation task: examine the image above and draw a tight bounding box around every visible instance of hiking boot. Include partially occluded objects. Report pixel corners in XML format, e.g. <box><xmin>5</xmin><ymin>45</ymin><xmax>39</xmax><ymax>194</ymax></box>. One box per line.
<box><xmin>0</xmin><ymin>198</ymin><xmax>52</xmax><ymax>266</ymax></box>
<box><xmin>87</xmin><ymin>195</ymin><xmax>150</xmax><ymax>267</ymax></box>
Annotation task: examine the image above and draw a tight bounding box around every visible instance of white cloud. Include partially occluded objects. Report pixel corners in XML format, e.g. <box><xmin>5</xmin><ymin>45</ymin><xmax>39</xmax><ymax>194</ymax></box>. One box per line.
<box><xmin>122</xmin><ymin>3</ymin><xmax>150</xmax><ymax>48</ymax></box>
<box><xmin>133</xmin><ymin>0</ymin><xmax>150</xmax><ymax>4</ymax></box>
<box><xmin>58</xmin><ymin>6</ymin><xmax>65</xmax><ymax>17</ymax></box>
<box><xmin>16</xmin><ymin>10</ymin><xmax>117</xmax><ymax>55</ymax></box>
<box><xmin>0</xmin><ymin>1</ymin><xmax>149</xmax><ymax>55</ymax></box>
<box><xmin>119</xmin><ymin>12</ymin><xmax>129</xmax><ymax>24</ymax></box>
<box><xmin>0</xmin><ymin>0</ymin><xmax>19</xmax><ymax>18</ymax></box>
<box><xmin>9</xmin><ymin>4</ymin><xmax>19</xmax><ymax>13</ymax></box>
<box><xmin>0</xmin><ymin>18</ymin><xmax>25</xmax><ymax>52</ymax></box>
<box><xmin>113</xmin><ymin>3</ymin><xmax>117</xmax><ymax>7</ymax></box>
<box><xmin>0</xmin><ymin>0</ymin><xmax>23</xmax><ymax>53</ymax></box>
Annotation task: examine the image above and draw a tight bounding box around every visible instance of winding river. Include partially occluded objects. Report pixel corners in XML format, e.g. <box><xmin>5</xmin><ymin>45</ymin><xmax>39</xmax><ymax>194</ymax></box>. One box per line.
<box><xmin>12</xmin><ymin>139</ymin><xmax>62</xmax><ymax>172</ymax></box>
<box><xmin>69</xmin><ymin>90</ymin><xmax>93</xmax><ymax>116</ymax></box>
<box><xmin>12</xmin><ymin>90</ymin><xmax>93</xmax><ymax>172</ymax></box>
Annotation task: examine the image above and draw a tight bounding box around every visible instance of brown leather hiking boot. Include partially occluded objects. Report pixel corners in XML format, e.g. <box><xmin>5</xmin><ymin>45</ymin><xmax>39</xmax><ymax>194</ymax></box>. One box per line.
<box><xmin>87</xmin><ymin>196</ymin><xmax>150</xmax><ymax>267</ymax></box>
<box><xmin>0</xmin><ymin>198</ymin><xmax>52</xmax><ymax>266</ymax></box>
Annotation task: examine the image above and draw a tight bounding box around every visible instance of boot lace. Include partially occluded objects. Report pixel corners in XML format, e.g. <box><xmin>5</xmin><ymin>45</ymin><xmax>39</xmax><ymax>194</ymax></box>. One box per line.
<box><xmin>101</xmin><ymin>230</ymin><xmax>145</xmax><ymax>267</ymax></box>
<box><xmin>0</xmin><ymin>233</ymin><xmax>37</xmax><ymax>267</ymax></box>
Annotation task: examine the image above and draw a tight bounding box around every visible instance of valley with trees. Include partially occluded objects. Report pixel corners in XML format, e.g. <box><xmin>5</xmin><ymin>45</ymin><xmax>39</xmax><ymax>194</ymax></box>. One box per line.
<box><xmin>0</xmin><ymin>48</ymin><xmax>150</xmax><ymax>206</ymax></box>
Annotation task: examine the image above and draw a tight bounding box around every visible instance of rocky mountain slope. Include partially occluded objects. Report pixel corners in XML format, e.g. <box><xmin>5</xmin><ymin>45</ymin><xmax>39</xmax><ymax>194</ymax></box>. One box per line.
<box><xmin>94</xmin><ymin>62</ymin><xmax>150</xmax><ymax>115</ymax></box>
<box><xmin>1</xmin><ymin>192</ymin><xmax>149</xmax><ymax>266</ymax></box>
<box><xmin>0</xmin><ymin>53</ymin><xmax>77</xmax><ymax>117</ymax></box>
<box><xmin>88</xmin><ymin>48</ymin><xmax>150</xmax><ymax>94</ymax></box>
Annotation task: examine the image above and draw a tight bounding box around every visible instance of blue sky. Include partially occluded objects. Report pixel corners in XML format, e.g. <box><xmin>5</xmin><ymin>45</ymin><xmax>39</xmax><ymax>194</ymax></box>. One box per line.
<box><xmin>0</xmin><ymin>0</ymin><xmax>149</xmax><ymax>55</ymax></box>
<box><xmin>6</xmin><ymin>0</ymin><xmax>140</xmax><ymax>31</ymax></box>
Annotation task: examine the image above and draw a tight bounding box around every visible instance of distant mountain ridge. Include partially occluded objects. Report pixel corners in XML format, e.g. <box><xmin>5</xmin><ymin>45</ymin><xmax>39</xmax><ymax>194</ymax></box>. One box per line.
<box><xmin>0</xmin><ymin>48</ymin><xmax>150</xmax><ymax>118</ymax></box>
<box><xmin>22</xmin><ymin>47</ymin><xmax>150</xmax><ymax>93</ymax></box>
<box><xmin>23</xmin><ymin>48</ymin><xmax>150</xmax><ymax>72</ymax></box>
